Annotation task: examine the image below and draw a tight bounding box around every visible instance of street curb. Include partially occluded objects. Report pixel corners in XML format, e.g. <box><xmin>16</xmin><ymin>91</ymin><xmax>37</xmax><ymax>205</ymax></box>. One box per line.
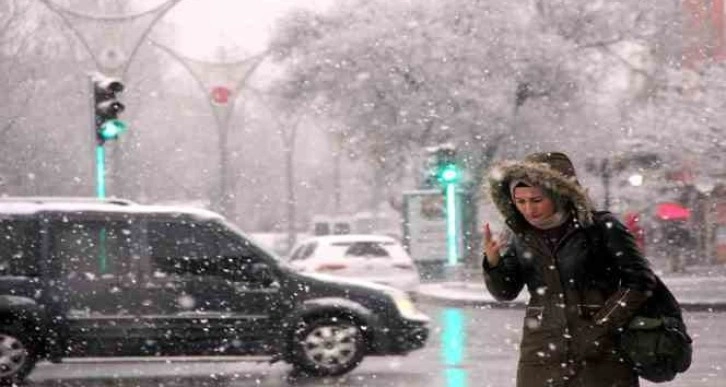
<box><xmin>415</xmin><ymin>293</ymin><xmax>726</xmax><ymax>312</ymax></box>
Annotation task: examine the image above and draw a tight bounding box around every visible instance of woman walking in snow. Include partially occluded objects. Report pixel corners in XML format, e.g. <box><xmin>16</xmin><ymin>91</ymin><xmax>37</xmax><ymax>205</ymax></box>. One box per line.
<box><xmin>482</xmin><ymin>151</ymin><xmax>657</xmax><ymax>387</ymax></box>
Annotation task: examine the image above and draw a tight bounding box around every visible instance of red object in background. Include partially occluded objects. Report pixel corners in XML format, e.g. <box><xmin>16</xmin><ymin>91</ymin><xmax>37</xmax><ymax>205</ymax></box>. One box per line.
<box><xmin>655</xmin><ymin>202</ymin><xmax>692</xmax><ymax>221</ymax></box>
<box><xmin>210</xmin><ymin>86</ymin><xmax>231</xmax><ymax>105</ymax></box>
<box><xmin>624</xmin><ymin>212</ymin><xmax>645</xmax><ymax>251</ymax></box>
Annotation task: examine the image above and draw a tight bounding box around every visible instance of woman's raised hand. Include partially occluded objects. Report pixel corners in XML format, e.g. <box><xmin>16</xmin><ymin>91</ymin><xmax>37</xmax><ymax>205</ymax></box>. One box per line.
<box><xmin>483</xmin><ymin>223</ymin><xmax>502</xmax><ymax>267</ymax></box>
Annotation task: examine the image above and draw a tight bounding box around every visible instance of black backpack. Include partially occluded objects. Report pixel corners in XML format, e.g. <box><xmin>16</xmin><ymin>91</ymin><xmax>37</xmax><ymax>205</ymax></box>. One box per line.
<box><xmin>588</xmin><ymin>212</ymin><xmax>693</xmax><ymax>383</ymax></box>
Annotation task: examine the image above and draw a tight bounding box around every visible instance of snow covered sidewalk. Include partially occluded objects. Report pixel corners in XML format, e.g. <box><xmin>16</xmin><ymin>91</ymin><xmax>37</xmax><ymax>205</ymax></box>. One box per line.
<box><xmin>415</xmin><ymin>272</ymin><xmax>726</xmax><ymax>311</ymax></box>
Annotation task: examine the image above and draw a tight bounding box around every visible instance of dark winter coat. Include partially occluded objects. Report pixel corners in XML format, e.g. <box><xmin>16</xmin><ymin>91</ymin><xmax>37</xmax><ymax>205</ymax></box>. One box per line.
<box><xmin>482</xmin><ymin>152</ymin><xmax>658</xmax><ymax>387</ymax></box>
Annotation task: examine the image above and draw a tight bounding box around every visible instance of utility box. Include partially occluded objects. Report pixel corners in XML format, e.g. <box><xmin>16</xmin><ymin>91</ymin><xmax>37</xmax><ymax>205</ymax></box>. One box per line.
<box><xmin>402</xmin><ymin>189</ymin><xmax>464</xmax><ymax>280</ymax></box>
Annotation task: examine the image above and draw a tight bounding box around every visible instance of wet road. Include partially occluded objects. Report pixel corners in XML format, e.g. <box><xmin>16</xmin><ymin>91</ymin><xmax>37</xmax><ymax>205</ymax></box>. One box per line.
<box><xmin>27</xmin><ymin>303</ymin><xmax>726</xmax><ymax>387</ymax></box>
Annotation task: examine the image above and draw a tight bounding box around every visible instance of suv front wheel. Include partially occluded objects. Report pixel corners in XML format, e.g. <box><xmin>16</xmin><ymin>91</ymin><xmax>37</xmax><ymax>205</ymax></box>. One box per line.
<box><xmin>0</xmin><ymin>325</ymin><xmax>37</xmax><ymax>385</ymax></box>
<box><xmin>291</xmin><ymin>317</ymin><xmax>365</xmax><ymax>376</ymax></box>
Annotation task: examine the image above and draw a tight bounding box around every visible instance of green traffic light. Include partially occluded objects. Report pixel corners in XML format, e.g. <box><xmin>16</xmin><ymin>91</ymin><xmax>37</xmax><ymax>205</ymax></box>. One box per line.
<box><xmin>438</xmin><ymin>163</ymin><xmax>461</xmax><ymax>184</ymax></box>
<box><xmin>99</xmin><ymin>119</ymin><xmax>128</xmax><ymax>140</ymax></box>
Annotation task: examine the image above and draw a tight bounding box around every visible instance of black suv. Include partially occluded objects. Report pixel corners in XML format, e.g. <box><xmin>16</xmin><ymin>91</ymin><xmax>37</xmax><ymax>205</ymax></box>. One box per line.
<box><xmin>0</xmin><ymin>198</ymin><xmax>429</xmax><ymax>384</ymax></box>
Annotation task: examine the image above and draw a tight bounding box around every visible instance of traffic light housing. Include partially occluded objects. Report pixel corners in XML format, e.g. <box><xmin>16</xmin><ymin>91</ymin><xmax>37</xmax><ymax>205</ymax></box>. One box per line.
<box><xmin>436</xmin><ymin>160</ymin><xmax>462</xmax><ymax>185</ymax></box>
<box><xmin>92</xmin><ymin>73</ymin><xmax>127</xmax><ymax>144</ymax></box>
<box><xmin>432</xmin><ymin>146</ymin><xmax>462</xmax><ymax>186</ymax></box>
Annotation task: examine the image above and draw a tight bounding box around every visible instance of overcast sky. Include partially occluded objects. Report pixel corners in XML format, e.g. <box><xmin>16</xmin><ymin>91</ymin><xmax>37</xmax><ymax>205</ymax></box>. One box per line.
<box><xmin>164</xmin><ymin>0</ymin><xmax>333</xmax><ymax>59</ymax></box>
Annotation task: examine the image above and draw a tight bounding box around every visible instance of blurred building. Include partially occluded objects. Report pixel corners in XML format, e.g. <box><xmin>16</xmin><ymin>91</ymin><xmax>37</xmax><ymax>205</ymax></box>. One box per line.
<box><xmin>683</xmin><ymin>0</ymin><xmax>726</xmax><ymax>67</ymax></box>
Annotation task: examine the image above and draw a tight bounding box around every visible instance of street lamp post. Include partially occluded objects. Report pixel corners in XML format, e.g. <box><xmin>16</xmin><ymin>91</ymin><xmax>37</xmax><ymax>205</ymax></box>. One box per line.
<box><xmin>602</xmin><ymin>159</ymin><xmax>613</xmax><ymax>211</ymax></box>
<box><xmin>586</xmin><ymin>152</ymin><xmax>661</xmax><ymax>211</ymax></box>
<box><xmin>149</xmin><ymin>40</ymin><xmax>267</xmax><ymax>216</ymax></box>
<box><xmin>585</xmin><ymin>158</ymin><xmax>614</xmax><ymax>211</ymax></box>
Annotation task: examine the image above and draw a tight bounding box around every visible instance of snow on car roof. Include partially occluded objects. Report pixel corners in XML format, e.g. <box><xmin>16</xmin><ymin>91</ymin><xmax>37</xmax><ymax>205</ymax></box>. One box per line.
<box><xmin>0</xmin><ymin>197</ymin><xmax>223</xmax><ymax>220</ymax></box>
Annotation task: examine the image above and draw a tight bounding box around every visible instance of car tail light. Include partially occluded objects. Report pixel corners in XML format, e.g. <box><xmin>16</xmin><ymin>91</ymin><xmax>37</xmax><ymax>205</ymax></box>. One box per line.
<box><xmin>315</xmin><ymin>263</ymin><xmax>347</xmax><ymax>271</ymax></box>
<box><xmin>393</xmin><ymin>262</ymin><xmax>414</xmax><ymax>270</ymax></box>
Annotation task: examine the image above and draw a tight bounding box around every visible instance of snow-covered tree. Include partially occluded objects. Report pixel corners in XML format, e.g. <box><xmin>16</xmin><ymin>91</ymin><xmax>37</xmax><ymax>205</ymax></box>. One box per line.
<box><xmin>269</xmin><ymin>0</ymin><xmax>586</xmax><ymax>201</ymax></box>
<box><xmin>625</xmin><ymin>65</ymin><xmax>726</xmax><ymax>185</ymax></box>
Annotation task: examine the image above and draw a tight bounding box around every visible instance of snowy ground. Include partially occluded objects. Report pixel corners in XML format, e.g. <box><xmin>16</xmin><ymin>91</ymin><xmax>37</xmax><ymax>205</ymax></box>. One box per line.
<box><xmin>416</xmin><ymin>264</ymin><xmax>726</xmax><ymax>310</ymax></box>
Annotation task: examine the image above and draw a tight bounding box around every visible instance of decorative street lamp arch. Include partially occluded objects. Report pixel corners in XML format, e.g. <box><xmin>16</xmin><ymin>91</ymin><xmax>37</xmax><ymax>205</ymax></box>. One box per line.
<box><xmin>38</xmin><ymin>0</ymin><xmax>184</xmax><ymax>76</ymax></box>
<box><xmin>149</xmin><ymin>39</ymin><xmax>268</xmax><ymax>215</ymax></box>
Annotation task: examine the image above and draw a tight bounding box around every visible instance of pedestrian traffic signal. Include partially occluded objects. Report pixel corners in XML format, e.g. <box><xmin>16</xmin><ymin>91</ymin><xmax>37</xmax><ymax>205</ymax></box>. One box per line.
<box><xmin>92</xmin><ymin>73</ymin><xmax>127</xmax><ymax>144</ymax></box>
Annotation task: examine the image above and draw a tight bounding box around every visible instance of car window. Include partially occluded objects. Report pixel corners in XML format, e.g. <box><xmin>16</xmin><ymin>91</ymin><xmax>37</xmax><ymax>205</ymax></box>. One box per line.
<box><xmin>289</xmin><ymin>244</ymin><xmax>306</xmax><ymax>261</ymax></box>
<box><xmin>147</xmin><ymin>220</ymin><xmax>219</xmax><ymax>276</ymax></box>
<box><xmin>50</xmin><ymin>219</ymin><xmax>136</xmax><ymax>277</ymax></box>
<box><xmin>290</xmin><ymin>242</ymin><xmax>317</xmax><ymax>261</ymax></box>
<box><xmin>215</xmin><ymin>229</ymin><xmax>271</xmax><ymax>279</ymax></box>
<box><xmin>343</xmin><ymin>241</ymin><xmax>390</xmax><ymax>258</ymax></box>
<box><xmin>146</xmin><ymin>220</ymin><xmax>268</xmax><ymax>282</ymax></box>
<box><xmin>0</xmin><ymin>219</ymin><xmax>39</xmax><ymax>276</ymax></box>
<box><xmin>214</xmin><ymin>225</ymin><xmax>257</xmax><ymax>258</ymax></box>
<box><xmin>300</xmin><ymin>242</ymin><xmax>317</xmax><ymax>260</ymax></box>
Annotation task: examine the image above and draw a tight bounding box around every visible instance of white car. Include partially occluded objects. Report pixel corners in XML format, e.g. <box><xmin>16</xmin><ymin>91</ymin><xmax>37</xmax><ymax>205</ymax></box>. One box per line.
<box><xmin>287</xmin><ymin>234</ymin><xmax>421</xmax><ymax>293</ymax></box>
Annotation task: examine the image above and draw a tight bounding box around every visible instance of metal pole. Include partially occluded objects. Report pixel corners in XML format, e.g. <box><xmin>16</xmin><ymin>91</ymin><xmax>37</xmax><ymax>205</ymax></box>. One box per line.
<box><xmin>333</xmin><ymin>143</ymin><xmax>341</xmax><ymax>214</ymax></box>
<box><xmin>89</xmin><ymin>74</ymin><xmax>99</xmax><ymax>196</ymax></box>
<box><xmin>95</xmin><ymin>145</ymin><xmax>106</xmax><ymax>198</ymax></box>
<box><xmin>446</xmin><ymin>183</ymin><xmax>458</xmax><ymax>265</ymax></box>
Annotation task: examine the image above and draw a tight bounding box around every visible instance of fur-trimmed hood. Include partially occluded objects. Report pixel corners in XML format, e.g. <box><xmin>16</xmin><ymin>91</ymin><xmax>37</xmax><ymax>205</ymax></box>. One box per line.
<box><xmin>486</xmin><ymin>152</ymin><xmax>595</xmax><ymax>231</ymax></box>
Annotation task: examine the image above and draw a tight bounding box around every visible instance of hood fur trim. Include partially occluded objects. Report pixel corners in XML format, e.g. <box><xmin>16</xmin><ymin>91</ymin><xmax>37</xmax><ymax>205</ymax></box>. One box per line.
<box><xmin>486</xmin><ymin>160</ymin><xmax>595</xmax><ymax>230</ymax></box>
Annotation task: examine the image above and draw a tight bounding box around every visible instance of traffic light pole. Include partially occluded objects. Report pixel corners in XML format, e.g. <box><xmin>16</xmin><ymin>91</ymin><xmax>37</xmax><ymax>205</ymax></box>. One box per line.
<box><xmin>95</xmin><ymin>145</ymin><xmax>107</xmax><ymax>198</ymax></box>
<box><xmin>88</xmin><ymin>74</ymin><xmax>105</xmax><ymax>199</ymax></box>
<box><xmin>445</xmin><ymin>182</ymin><xmax>459</xmax><ymax>265</ymax></box>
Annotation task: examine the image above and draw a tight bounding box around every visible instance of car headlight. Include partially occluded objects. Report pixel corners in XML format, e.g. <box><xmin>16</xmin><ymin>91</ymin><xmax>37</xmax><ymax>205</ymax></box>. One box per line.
<box><xmin>387</xmin><ymin>289</ymin><xmax>429</xmax><ymax>322</ymax></box>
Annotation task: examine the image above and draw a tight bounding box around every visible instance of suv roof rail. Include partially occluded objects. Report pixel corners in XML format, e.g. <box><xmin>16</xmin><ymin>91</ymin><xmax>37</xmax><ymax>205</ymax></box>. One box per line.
<box><xmin>0</xmin><ymin>196</ymin><xmax>136</xmax><ymax>206</ymax></box>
